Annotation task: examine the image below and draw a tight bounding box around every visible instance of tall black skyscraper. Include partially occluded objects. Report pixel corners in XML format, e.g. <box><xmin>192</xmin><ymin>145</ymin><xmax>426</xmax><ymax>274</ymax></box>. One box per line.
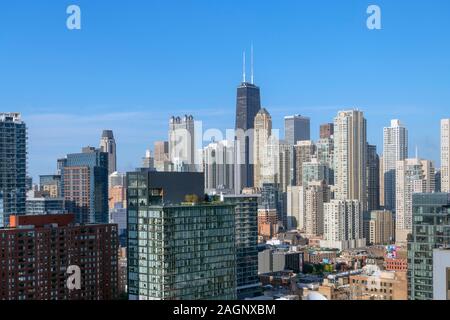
<box><xmin>235</xmin><ymin>50</ymin><xmax>261</xmax><ymax>192</ymax></box>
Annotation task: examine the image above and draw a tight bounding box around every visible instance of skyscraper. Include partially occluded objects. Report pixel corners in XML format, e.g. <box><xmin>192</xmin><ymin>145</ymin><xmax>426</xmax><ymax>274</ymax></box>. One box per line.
<box><xmin>235</xmin><ymin>52</ymin><xmax>262</xmax><ymax>192</ymax></box>
<box><xmin>222</xmin><ymin>194</ymin><xmax>260</xmax><ymax>299</ymax></box>
<box><xmin>61</xmin><ymin>147</ymin><xmax>109</xmax><ymax>224</ymax></box>
<box><xmin>203</xmin><ymin>140</ymin><xmax>235</xmax><ymax>194</ymax></box>
<box><xmin>321</xmin><ymin>199</ymin><xmax>365</xmax><ymax>250</ymax></box>
<box><xmin>0</xmin><ymin>113</ymin><xmax>27</xmax><ymax>226</ymax></box>
<box><xmin>368</xmin><ymin>210</ymin><xmax>394</xmax><ymax>245</ymax></box>
<box><xmin>294</xmin><ymin>141</ymin><xmax>316</xmax><ymax>187</ymax></box>
<box><xmin>408</xmin><ymin>193</ymin><xmax>450</xmax><ymax>300</ymax></box>
<box><xmin>383</xmin><ymin>120</ymin><xmax>408</xmax><ymax>211</ymax></box>
<box><xmin>441</xmin><ymin>119</ymin><xmax>450</xmax><ymax>193</ymax></box>
<box><xmin>396</xmin><ymin>158</ymin><xmax>435</xmax><ymax>244</ymax></box>
<box><xmin>253</xmin><ymin>108</ymin><xmax>272</xmax><ymax>188</ymax></box>
<box><xmin>367</xmin><ymin>144</ymin><xmax>380</xmax><ymax>212</ymax></box>
<box><xmin>334</xmin><ymin>110</ymin><xmax>367</xmax><ymax>211</ymax></box>
<box><xmin>100</xmin><ymin>130</ymin><xmax>117</xmax><ymax>175</ymax></box>
<box><xmin>284</xmin><ymin>115</ymin><xmax>311</xmax><ymax>146</ymax></box>
<box><xmin>127</xmin><ymin>172</ymin><xmax>235</xmax><ymax>300</ymax></box>
<box><xmin>169</xmin><ymin>115</ymin><xmax>196</xmax><ymax>171</ymax></box>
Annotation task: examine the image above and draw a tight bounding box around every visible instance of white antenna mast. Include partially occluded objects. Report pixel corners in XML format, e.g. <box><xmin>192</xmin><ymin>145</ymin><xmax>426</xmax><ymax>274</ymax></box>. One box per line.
<box><xmin>243</xmin><ymin>51</ymin><xmax>246</xmax><ymax>83</ymax></box>
<box><xmin>251</xmin><ymin>44</ymin><xmax>254</xmax><ymax>84</ymax></box>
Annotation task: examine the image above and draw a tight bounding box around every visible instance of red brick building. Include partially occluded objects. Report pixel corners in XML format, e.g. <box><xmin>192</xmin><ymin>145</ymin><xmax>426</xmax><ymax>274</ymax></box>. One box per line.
<box><xmin>0</xmin><ymin>214</ymin><xmax>119</xmax><ymax>300</ymax></box>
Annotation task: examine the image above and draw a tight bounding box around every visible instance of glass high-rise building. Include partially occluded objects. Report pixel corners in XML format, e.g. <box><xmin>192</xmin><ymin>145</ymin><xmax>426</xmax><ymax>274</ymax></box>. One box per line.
<box><xmin>408</xmin><ymin>193</ymin><xmax>450</xmax><ymax>300</ymax></box>
<box><xmin>284</xmin><ymin>115</ymin><xmax>311</xmax><ymax>146</ymax></box>
<box><xmin>235</xmin><ymin>79</ymin><xmax>261</xmax><ymax>192</ymax></box>
<box><xmin>127</xmin><ymin>173</ymin><xmax>236</xmax><ymax>300</ymax></box>
<box><xmin>61</xmin><ymin>147</ymin><xmax>109</xmax><ymax>224</ymax></box>
<box><xmin>223</xmin><ymin>194</ymin><xmax>260</xmax><ymax>299</ymax></box>
<box><xmin>0</xmin><ymin>113</ymin><xmax>27</xmax><ymax>227</ymax></box>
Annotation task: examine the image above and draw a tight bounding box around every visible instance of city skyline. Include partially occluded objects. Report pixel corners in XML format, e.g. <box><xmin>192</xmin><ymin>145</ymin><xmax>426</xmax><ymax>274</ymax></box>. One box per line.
<box><xmin>1</xmin><ymin>1</ymin><xmax>449</xmax><ymax>179</ymax></box>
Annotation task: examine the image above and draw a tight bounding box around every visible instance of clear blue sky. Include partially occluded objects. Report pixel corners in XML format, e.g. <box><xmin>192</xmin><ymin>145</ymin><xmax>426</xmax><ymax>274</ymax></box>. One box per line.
<box><xmin>1</xmin><ymin>0</ymin><xmax>449</xmax><ymax>180</ymax></box>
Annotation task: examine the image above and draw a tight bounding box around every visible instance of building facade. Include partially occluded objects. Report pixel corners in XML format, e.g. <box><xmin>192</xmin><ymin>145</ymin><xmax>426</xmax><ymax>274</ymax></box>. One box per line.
<box><xmin>383</xmin><ymin>120</ymin><xmax>408</xmax><ymax>211</ymax></box>
<box><xmin>284</xmin><ymin>115</ymin><xmax>310</xmax><ymax>146</ymax></box>
<box><xmin>100</xmin><ymin>130</ymin><xmax>117</xmax><ymax>175</ymax></box>
<box><xmin>442</xmin><ymin>119</ymin><xmax>450</xmax><ymax>193</ymax></box>
<box><xmin>203</xmin><ymin>140</ymin><xmax>235</xmax><ymax>194</ymax></box>
<box><xmin>0</xmin><ymin>113</ymin><xmax>27</xmax><ymax>226</ymax></box>
<box><xmin>408</xmin><ymin>193</ymin><xmax>450</xmax><ymax>300</ymax></box>
<box><xmin>61</xmin><ymin>147</ymin><xmax>109</xmax><ymax>224</ymax></box>
<box><xmin>0</xmin><ymin>214</ymin><xmax>119</xmax><ymax>300</ymax></box>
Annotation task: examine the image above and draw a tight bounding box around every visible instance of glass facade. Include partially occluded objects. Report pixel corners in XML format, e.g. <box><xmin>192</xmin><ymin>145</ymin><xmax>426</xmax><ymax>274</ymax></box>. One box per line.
<box><xmin>223</xmin><ymin>195</ymin><xmax>260</xmax><ymax>299</ymax></box>
<box><xmin>127</xmin><ymin>172</ymin><xmax>236</xmax><ymax>300</ymax></box>
<box><xmin>408</xmin><ymin>193</ymin><xmax>450</xmax><ymax>300</ymax></box>
<box><xmin>0</xmin><ymin>113</ymin><xmax>27</xmax><ymax>226</ymax></box>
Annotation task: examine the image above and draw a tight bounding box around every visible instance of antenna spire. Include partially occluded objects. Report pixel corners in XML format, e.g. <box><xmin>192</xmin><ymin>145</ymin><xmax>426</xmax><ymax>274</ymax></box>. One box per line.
<box><xmin>416</xmin><ymin>145</ymin><xmax>419</xmax><ymax>159</ymax></box>
<box><xmin>251</xmin><ymin>44</ymin><xmax>254</xmax><ymax>84</ymax></box>
<box><xmin>242</xmin><ymin>51</ymin><xmax>246</xmax><ymax>83</ymax></box>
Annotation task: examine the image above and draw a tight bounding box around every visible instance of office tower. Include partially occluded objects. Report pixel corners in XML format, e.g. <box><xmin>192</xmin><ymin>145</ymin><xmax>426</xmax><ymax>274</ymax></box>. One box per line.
<box><xmin>100</xmin><ymin>130</ymin><xmax>117</xmax><ymax>175</ymax></box>
<box><xmin>408</xmin><ymin>193</ymin><xmax>450</xmax><ymax>300</ymax></box>
<box><xmin>317</xmin><ymin>137</ymin><xmax>335</xmax><ymax>185</ymax></box>
<box><xmin>154</xmin><ymin>141</ymin><xmax>170</xmax><ymax>171</ymax></box>
<box><xmin>441</xmin><ymin>119</ymin><xmax>450</xmax><ymax>192</ymax></box>
<box><xmin>235</xmin><ymin>53</ymin><xmax>262</xmax><ymax>192</ymax></box>
<box><xmin>141</xmin><ymin>149</ymin><xmax>155</xmax><ymax>169</ymax></box>
<box><xmin>0</xmin><ymin>214</ymin><xmax>119</xmax><ymax>300</ymax></box>
<box><xmin>278</xmin><ymin>141</ymin><xmax>293</xmax><ymax>192</ymax></box>
<box><xmin>320</xmin><ymin>123</ymin><xmax>334</xmax><ymax>139</ymax></box>
<box><xmin>396</xmin><ymin>158</ymin><xmax>435</xmax><ymax>244</ymax></box>
<box><xmin>334</xmin><ymin>110</ymin><xmax>367</xmax><ymax>212</ymax></box>
<box><xmin>294</xmin><ymin>141</ymin><xmax>316</xmax><ymax>187</ymax></box>
<box><xmin>368</xmin><ymin>210</ymin><xmax>394</xmax><ymax>245</ymax></box>
<box><xmin>284</xmin><ymin>115</ymin><xmax>311</xmax><ymax>145</ymax></box>
<box><xmin>39</xmin><ymin>175</ymin><xmax>62</xmax><ymax>198</ymax></box>
<box><xmin>379</xmin><ymin>155</ymin><xmax>385</xmax><ymax>207</ymax></box>
<box><xmin>302</xmin><ymin>158</ymin><xmax>328</xmax><ymax>187</ymax></box>
<box><xmin>169</xmin><ymin>115</ymin><xmax>196</xmax><ymax>171</ymax></box>
<box><xmin>433</xmin><ymin>248</ymin><xmax>450</xmax><ymax>300</ymax></box>
<box><xmin>253</xmin><ymin>108</ymin><xmax>272</xmax><ymax>188</ymax></box>
<box><xmin>383</xmin><ymin>120</ymin><xmax>408</xmax><ymax>210</ymax></box>
<box><xmin>203</xmin><ymin>140</ymin><xmax>235</xmax><ymax>194</ymax></box>
<box><xmin>109</xmin><ymin>171</ymin><xmax>126</xmax><ymax>187</ymax></box>
<box><xmin>0</xmin><ymin>113</ymin><xmax>27</xmax><ymax>226</ymax></box>
<box><xmin>222</xmin><ymin>194</ymin><xmax>260</xmax><ymax>299</ymax></box>
<box><xmin>127</xmin><ymin>184</ymin><xmax>236</xmax><ymax>300</ymax></box>
<box><xmin>367</xmin><ymin>144</ymin><xmax>380</xmax><ymax>211</ymax></box>
<box><xmin>321</xmin><ymin>199</ymin><xmax>365</xmax><ymax>250</ymax></box>
<box><xmin>61</xmin><ymin>147</ymin><xmax>109</xmax><ymax>224</ymax></box>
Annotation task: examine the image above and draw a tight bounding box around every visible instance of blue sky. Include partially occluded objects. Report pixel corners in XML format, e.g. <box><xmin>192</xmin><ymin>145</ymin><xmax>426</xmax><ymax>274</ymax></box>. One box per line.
<box><xmin>1</xmin><ymin>0</ymin><xmax>449</xmax><ymax>180</ymax></box>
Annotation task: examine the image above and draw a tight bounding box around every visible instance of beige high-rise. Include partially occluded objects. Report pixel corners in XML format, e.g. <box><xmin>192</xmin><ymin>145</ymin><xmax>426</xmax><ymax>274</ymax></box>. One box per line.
<box><xmin>395</xmin><ymin>158</ymin><xmax>435</xmax><ymax>244</ymax></box>
<box><xmin>369</xmin><ymin>210</ymin><xmax>394</xmax><ymax>245</ymax></box>
<box><xmin>294</xmin><ymin>140</ymin><xmax>316</xmax><ymax>186</ymax></box>
<box><xmin>441</xmin><ymin>119</ymin><xmax>450</xmax><ymax>192</ymax></box>
<box><xmin>333</xmin><ymin>110</ymin><xmax>367</xmax><ymax>211</ymax></box>
<box><xmin>253</xmin><ymin>108</ymin><xmax>272</xmax><ymax>188</ymax></box>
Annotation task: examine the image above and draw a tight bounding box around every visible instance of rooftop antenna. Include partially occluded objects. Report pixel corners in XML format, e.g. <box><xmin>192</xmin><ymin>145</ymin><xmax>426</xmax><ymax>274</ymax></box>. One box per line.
<box><xmin>251</xmin><ymin>43</ymin><xmax>254</xmax><ymax>84</ymax></box>
<box><xmin>242</xmin><ymin>51</ymin><xmax>246</xmax><ymax>83</ymax></box>
<box><xmin>415</xmin><ymin>145</ymin><xmax>419</xmax><ymax>159</ymax></box>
